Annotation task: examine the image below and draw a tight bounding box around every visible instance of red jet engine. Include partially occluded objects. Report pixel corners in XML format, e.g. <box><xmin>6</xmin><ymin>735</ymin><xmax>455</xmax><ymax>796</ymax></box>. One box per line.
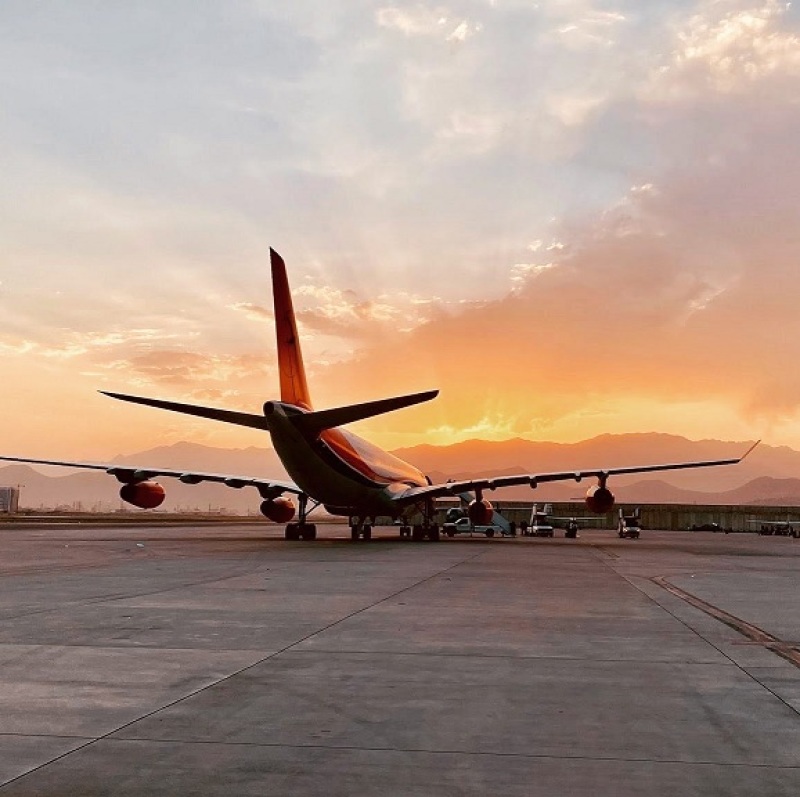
<box><xmin>585</xmin><ymin>484</ymin><xmax>615</xmax><ymax>514</ymax></box>
<box><xmin>468</xmin><ymin>498</ymin><xmax>494</xmax><ymax>526</ymax></box>
<box><xmin>260</xmin><ymin>497</ymin><xmax>296</xmax><ymax>523</ymax></box>
<box><xmin>119</xmin><ymin>481</ymin><xmax>166</xmax><ymax>509</ymax></box>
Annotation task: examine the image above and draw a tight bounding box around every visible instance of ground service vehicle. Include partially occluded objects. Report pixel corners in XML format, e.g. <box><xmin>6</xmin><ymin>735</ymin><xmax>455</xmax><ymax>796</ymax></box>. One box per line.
<box><xmin>522</xmin><ymin>504</ymin><xmax>555</xmax><ymax>537</ymax></box>
<box><xmin>618</xmin><ymin>508</ymin><xmax>641</xmax><ymax>539</ymax></box>
<box><xmin>525</xmin><ymin>522</ymin><xmax>555</xmax><ymax>537</ymax></box>
<box><xmin>443</xmin><ymin>517</ymin><xmax>504</xmax><ymax>537</ymax></box>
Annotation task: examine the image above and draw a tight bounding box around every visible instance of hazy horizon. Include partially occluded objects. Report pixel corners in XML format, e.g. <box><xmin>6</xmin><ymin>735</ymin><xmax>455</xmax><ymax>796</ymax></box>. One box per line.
<box><xmin>3</xmin><ymin>430</ymin><xmax>800</xmax><ymax>511</ymax></box>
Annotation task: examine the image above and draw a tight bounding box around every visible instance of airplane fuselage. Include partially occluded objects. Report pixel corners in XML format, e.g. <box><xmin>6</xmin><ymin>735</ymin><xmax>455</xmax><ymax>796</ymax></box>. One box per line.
<box><xmin>266</xmin><ymin>402</ymin><xmax>429</xmax><ymax>516</ymax></box>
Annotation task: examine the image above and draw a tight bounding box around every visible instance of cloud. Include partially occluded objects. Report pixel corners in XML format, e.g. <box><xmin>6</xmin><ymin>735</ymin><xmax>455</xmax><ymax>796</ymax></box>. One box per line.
<box><xmin>310</xmin><ymin>0</ymin><xmax>800</xmax><ymax>445</ymax></box>
<box><xmin>662</xmin><ymin>0</ymin><xmax>800</xmax><ymax>95</ymax></box>
<box><xmin>230</xmin><ymin>302</ymin><xmax>273</xmax><ymax>322</ymax></box>
<box><xmin>376</xmin><ymin>6</ymin><xmax>481</xmax><ymax>42</ymax></box>
<box><xmin>0</xmin><ymin>328</ymin><xmax>184</xmax><ymax>360</ymax></box>
<box><xmin>102</xmin><ymin>350</ymin><xmax>271</xmax><ymax>396</ymax></box>
<box><xmin>376</xmin><ymin>6</ymin><xmax>447</xmax><ymax>37</ymax></box>
<box><xmin>292</xmin><ymin>282</ymin><xmax>451</xmax><ymax>342</ymax></box>
<box><xmin>2</xmin><ymin>0</ymin><xmax>800</xmax><ymax>455</ymax></box>
<box><xmin>555</xmin><ymin>8</ymin><xmax>627</xmax><ymax>49</ymax></box>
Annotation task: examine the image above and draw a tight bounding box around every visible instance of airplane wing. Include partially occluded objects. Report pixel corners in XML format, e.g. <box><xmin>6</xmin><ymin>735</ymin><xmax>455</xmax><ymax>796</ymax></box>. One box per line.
<box><xmin>0</xmin><ymin>455</ymin><xmax>301</xmax><ymax>497</ymax></box>
<box><xmin>393</xmin><ymin>441</ymin><xmax>760</xmax><ymax>504</ymax></box>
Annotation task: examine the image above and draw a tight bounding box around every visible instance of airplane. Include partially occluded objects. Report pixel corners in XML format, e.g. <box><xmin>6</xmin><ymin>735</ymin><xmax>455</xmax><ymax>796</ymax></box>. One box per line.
<box><xmin>0</xmin><ymin>249</ymin><xmax>759</xmax><ymax>543</ymax></box>
<box><xmin>549</xmin><ymin>506</ymin><xmax>597</xmax><ymax>539</ymax></box>
<box><xmin>747</xmin><ymin>519</ymin><xmax>800</xmax><ymax>538</ymax></box>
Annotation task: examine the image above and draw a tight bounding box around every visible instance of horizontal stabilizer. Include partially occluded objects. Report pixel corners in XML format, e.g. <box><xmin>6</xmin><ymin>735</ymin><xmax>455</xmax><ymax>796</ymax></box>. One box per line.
<box><xmin>292</xmin><ymin>390</ymin><xmax>438</xmax><ymax>437</ymax></box>
<box><xmin>100</xmin><ymin>391</ymin><xmax>271</xmax><ymax>430</ymax></box>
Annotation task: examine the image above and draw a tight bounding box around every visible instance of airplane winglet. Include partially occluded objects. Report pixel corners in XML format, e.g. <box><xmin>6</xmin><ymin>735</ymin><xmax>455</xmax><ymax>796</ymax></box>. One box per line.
<box><xmin>739</xmin><ymin>439</ymin><xmax>761</xmax><ymax>461</ymax></box>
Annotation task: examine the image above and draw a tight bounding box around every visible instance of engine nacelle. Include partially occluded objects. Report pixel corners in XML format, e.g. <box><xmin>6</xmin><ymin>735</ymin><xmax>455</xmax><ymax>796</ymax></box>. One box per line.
<box><xmin>260</xmin><ymin>497</ymin><xmax>296</xmax><ymax>523</ymax></box>
<box><xmin>119</xmin><ymin>481</ymin><xmax>166</xmax><ymax>509</ymax></box>
<box><xmin>468</xmin><ymin>498</ymin><xmax>494</xmax><ymax>526</ymax></box>
<box><xmin>585</xmin><ymin>484</ymin><xmax>615</xmax><ymax>514</ymax></box>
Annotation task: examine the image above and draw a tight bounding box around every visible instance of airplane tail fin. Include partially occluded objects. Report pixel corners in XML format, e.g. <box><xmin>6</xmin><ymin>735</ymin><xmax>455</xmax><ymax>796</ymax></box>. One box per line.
<box><xmin>271</xmin><ymin>248</ymin><xmax>312</xmax><ymax>410</ymax></box>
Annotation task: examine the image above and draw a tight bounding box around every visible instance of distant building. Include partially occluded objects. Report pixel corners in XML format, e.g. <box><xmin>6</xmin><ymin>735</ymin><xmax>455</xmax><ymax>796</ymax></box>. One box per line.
<box><xmin>0</xmin><ymin>487</ymin><xmax>20</xmax><ymax>514</ymax></box>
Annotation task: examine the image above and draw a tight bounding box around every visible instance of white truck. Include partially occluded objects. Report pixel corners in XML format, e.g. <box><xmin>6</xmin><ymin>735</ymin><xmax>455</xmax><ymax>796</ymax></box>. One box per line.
<box><xmin>526</xmin><ymin>521</ymin><xmax>555</xmax><ymax>538</ymax></box>
<box><xmin>442</xmin><ymin>517</ymin><xmax>505</xmax><ymax>538</ymax></box>
<box><xmin>522</xmin><ymin>503</ymin><xmax>555</xmax><ymax>537</ymax></box>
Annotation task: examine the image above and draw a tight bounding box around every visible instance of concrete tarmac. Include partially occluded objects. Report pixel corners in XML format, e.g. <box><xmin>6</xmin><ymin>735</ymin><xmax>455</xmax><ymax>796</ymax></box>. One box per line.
<box><xmin>0</xmin><ymin>523</ymin><xmax>798</xmax><ymax>795</ymax></box>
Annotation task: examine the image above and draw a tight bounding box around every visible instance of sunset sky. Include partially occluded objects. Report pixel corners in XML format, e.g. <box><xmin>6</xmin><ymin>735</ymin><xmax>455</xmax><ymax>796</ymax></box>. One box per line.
<box><xmin>1</xmin><ymin>1</ymin><xmax>799</xmax><ymax>461</ymax></box>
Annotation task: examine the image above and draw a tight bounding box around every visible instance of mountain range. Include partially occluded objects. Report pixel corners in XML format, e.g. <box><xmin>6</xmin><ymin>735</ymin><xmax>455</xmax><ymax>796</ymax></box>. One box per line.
<box><xmin>3</xmin><ymin>433</ymin><xmax>800</xmax><ymax>512</ymax></box>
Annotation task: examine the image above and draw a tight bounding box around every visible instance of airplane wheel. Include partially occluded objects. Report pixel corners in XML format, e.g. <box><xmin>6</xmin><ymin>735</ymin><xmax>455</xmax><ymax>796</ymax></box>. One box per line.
<box><xmin>285</xmin><ymin>523</ymin><xmax>300</xmax><ymax>541</ymax></box>
<box><xmin>300</xmin><ymin>524</ymin><xmax>316</xmax><ymax>541</ymax></box>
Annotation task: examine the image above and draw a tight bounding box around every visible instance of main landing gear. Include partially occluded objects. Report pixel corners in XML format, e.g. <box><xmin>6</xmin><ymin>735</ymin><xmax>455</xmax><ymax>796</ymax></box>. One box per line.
<box><xmin>397</xmin><ymin>499</ymin><xmax>440</xmax><ymax>542</ymax></box>
<box><xmin>351</xmin><ymin>520</ymin><xmax>372</xmax><ymax>541</ymax></box>
<box><xmin>285</xmin><ymin>523</ymin><xmax>316</xmax><ymax>540</ymax></box>
<box><xmin>284</xmin><ymin>494</ymin><xmax>318</xmax><ymax>541</ymax></box>
<box><xmin>350</xmin><ymin>509</ymin><xmax>441</xmax><ymax>543</ymax></box>
<box><xmin>397</xmin><ymin>524</ymin><xmax>440</xmax><ymax>541</ymax></box>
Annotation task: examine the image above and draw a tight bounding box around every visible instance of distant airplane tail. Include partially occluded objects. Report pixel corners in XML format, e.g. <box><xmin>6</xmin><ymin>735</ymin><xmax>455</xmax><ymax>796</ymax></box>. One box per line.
<box><xmin>271</xmin><ymin>248</ymin><xmax>312</xmax><ymax>410</ymax></box>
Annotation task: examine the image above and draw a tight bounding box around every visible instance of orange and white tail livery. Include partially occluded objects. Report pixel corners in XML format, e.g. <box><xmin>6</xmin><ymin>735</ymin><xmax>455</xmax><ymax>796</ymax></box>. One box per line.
<box><xmin>271</xmin><ymin>248</ymin><xmax>312</xmax><ymax>411</ymax></box>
